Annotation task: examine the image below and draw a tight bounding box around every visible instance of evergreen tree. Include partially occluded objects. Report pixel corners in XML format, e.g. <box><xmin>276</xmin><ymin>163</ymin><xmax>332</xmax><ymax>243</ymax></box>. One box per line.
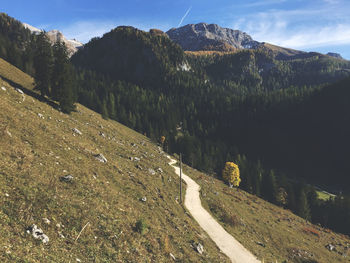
<box><xmin>286</xmin><ymin>184</ymin><xmax>297</xmax><ymax>211</ymax></box>
<box><xmin>107</xmin><ymin>92</ymin><xmax>116</xmax><ymax>119</ymax></box>
<box><xmin>101</xmin><ymin>99</ymin><xmax>109</xmax><ymax>119</ymax></box>
<box><xmin>52</xmin><ymin>41</ymin><xmax>76</xmax><ymax>113</ymax></box>
<box><xmin>296</xmin><ymin>188</ymin><xmax>311</xmax><ymax>220</ymax></box>
<box><xmin>261</xmin><ymin>170</ymin><xmax>278</xmax><ymax>203</ymax></box>
<box><xmin>34</xmin><ymin>32</ymin><xmax>53</xmax><ymax>97</ymax></box>
<box><xmin>253</xmin><ymin>161</ymin><xmax>263</xmax><ymax>197</ymax></box>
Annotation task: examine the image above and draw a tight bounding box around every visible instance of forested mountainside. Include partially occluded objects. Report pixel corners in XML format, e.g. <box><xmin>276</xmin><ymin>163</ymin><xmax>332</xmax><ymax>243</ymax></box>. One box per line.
<box><xmin>71</xmin><ymin>26</ymin><xmax>350</xmax><ymax>192</ymax></box>
<box><xmin>0</xmin><ymin>13</ymin><xmax>35</xmax><ymax>75</ymax></box>
<box><xmin>71</xmin><ymin>26</ymin><xmax>185</xmax><ymax>90</ymax></box>
<box><xmin>70</xmin><ymin>26</ymin><xmax>350</xmax><ymax>235</ymax></box>
<box><xmin>198</xmin><ymin>50</ymin><xmax>350</xmax><ymax>92</ymax></box>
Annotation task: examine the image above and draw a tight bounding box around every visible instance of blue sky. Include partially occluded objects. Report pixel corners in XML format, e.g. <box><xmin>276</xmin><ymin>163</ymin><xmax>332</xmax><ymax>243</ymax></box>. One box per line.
<box><xmin>2</xmin><ymin>0</ymin><xmax>350</xmax><ymax>59</ymax></box>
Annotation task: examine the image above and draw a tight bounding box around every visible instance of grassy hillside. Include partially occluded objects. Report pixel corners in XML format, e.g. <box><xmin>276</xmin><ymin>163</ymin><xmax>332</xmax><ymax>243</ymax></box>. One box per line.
<box><xmin>0</xmin><ymin>58</ymin><xmax>230</xmax><ymax>262</ymax></box>
<box><xmin>0</xmin><ymin>58</ymin><xmax>34</xmax><ymax>89</ymax></box>
<box><xmin>182</xmin><ymin>164</ymin><xmax>350</xmax><ymax>263</ymax></box>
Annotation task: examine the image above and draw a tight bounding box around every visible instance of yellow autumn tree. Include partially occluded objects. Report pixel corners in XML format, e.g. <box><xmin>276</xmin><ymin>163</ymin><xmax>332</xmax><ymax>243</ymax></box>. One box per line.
<box><xmin>222</xmin><ymin>162</ymin><xmax>241</xmax><ymax>187</ymax></box>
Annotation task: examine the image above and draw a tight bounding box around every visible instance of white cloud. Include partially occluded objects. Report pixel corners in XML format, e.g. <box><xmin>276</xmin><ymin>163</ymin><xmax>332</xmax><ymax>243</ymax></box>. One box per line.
<box><xmin>267</xmin><ymin>24</ymin><xmax>350</xmax><ymax>48</ymax></box>
<box><xmin>231</xmin><ymin>4</ymin><xmax>350</xmax><ymax>50</ymax></box>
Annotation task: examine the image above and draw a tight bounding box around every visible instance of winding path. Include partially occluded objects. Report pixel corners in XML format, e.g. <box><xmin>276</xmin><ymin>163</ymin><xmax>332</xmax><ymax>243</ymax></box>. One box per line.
<box><xmin>168</xmin><ymin>157</ymin><xmax>260</xmax><ymax>263</ymax></box>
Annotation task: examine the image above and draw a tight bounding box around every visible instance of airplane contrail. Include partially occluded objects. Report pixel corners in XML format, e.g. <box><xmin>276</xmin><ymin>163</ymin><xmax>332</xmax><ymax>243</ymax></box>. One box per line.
<box><xmin>177</xmin><ymin>6</ymin><xmax>192</xmax><ymax>27</ymax></box>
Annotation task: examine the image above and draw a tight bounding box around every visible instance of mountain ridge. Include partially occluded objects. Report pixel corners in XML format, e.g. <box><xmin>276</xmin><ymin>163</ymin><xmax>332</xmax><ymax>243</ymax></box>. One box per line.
<box><xmin>166</xmin><ymin>22</ymin><xmax>346</xmax><ymax>61</ymax></box>
<box><xmin>166</xmin><ymin>22</ymin><xmax>259</xmax><ymax>52</ymax></box>
<box><xmin>23</xmin><ymin>22</ymin><xmax>83</xmax><ymax>56</ymax></box>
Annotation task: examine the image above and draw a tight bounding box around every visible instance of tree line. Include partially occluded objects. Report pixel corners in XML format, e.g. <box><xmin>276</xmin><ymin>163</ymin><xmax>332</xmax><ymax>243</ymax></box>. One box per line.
<box><xmin>33</xmin><ymin>32</ymin><xmax>77</xmax><ymax>113</ymax></box>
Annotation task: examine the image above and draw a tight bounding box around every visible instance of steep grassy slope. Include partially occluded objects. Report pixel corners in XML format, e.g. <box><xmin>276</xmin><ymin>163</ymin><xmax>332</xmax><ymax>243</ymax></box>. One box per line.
<box><xmin>0</xmin><ymin>59</ymin><xmax>230</xmax><ymax>262</ymax></box>
<box><xmin>182</xmin><ymin>164</ymin><xmax>350</xmax><ymax>263</ymax></box>
<box><xmin>0</xmin><ymin>58</ymin><xmax>34</xmax><ymax>89</ymax></box>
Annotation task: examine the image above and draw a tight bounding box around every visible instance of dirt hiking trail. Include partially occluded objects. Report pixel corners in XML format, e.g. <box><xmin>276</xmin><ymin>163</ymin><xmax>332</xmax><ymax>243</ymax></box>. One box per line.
<box><xmin>168</xmin><ymin>157</ymin><xmax>260</xmax><ymax>263</ymax></box>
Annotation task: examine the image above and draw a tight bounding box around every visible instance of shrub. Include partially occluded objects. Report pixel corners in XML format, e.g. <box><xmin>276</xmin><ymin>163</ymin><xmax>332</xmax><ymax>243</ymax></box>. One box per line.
<box><xmin>209</xmin><ymin>201</ymin><xmax>238</xmax><ymax>227</ymax></box>
<box><xmin>222</xmin><ymin>213</ymin><xmax>238</xmax><ymax>227</ymax></box>
<box><xmin>135</xmin><ymin>218</ymin><xmax>147</xmax><ymax>234</ymax></box>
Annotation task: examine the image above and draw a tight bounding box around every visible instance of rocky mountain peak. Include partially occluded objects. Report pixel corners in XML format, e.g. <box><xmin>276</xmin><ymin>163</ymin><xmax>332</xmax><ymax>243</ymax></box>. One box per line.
<box><xmin>23</xmin><ymin>23</ymin><xmax>83</xmax><ymax>57</ymax></box>
<box><xmin>166</xmin><ymin>23</ymin><xmax>259</xmax><ymax>52</ymax></box>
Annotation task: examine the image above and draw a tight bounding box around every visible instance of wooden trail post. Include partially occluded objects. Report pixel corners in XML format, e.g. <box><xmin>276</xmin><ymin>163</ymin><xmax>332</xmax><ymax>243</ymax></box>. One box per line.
<box><xmin>180</xmin><ymin>153</ymin><xmax>182</xmax><ymax>204</ymax></box>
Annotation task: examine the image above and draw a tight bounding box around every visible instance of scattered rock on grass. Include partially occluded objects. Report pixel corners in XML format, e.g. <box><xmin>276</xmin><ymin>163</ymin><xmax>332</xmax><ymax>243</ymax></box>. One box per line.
<box><xmin>72</xmin><ymin>128</ymin><xmax>82</xmax><ymax>135</ymax></box>
<box><xmin>141</xmin><ymin>197</ymin><xmax>147</xmax><ymax>202</ymax></box>
<box><xmin>326</xmin><ymin>244</ymin><xmax>336</xmax><ymax>251</ymax></box>
<box><xmin>157</xmin><ymin>168</ymin><xmax>163</xmax><ymax>173</ymax></box>
<box><xmin>5</xmin><ymin>129</ymin><xmax>12</xmax><ymax>137</ymax></box>
<box><xmin>27</xmin><ymin>224</ymin><xmax>49</xmax><ymax>244</ymax></box>
<box><xmin>130</xmin><ymin>157</ymin><xmax>141</xmax><ymax>161</ymax></box>
<box><xmin>42</xmin><ymin>218</ymin><xmax>51</xmax><ymax>225</ymax></box>
<box><xmin>196</xmin><ymin>242</ymin><xmax>204</xmax><ymax>254</ymax></box>
<box><xmin>169</xmin><ymin>253</ymin><xmax>176</xmax><ymax>260</ymax></box>
<box><xmin>148</xmin><ymin>168</ymin><xmax>156</xmax><ymax>175</ymax></box>
<box><xmin>60</xmin><ymin>174</ymin><xmax>74</xmax><ymax>183</ymax></box>
<box><xmin>58</xmin><ymin>232</ymin><xmax>65</xmax><ymax>239</ymax></box>
<box><xmin>1</xmin><ymin>86</ymin><xmax>6</xmax><ymax>91</ymax></box>
<box><xmin>256</xmin><ymin>241</ymin><xmax>266</xmax><ymax>247</ymax></box>
<box><xmin>94</xmin><ymin>153</ymin><xmax>107</xmax><ymax>163</ymax></box>
<box><xmin>16</xmin><ymin>88</ymin><xmax>24</xmax><ymax>94</ymax></box>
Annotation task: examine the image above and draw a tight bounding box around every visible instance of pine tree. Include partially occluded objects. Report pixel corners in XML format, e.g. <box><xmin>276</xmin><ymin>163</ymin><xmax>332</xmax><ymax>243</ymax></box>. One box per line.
<box><xmin>286</xmin><ymin>184</ymin><xmax>297</xmax><ymax>211</ymax></box>
<box><xmin>296</xmin><ymin>188</ymin><xmax>311</xmax><ymax>220</ymax></box>
<box><xmin>107</xmin><ymin>92</ymin><xmax>116</xmax><ymax>119</ymax></box>
<box><xmin>101</xmin><ymin>99</ymin><xmax>109</xmax><ymax>119</ymax></box>
<box><xmin>261</xmin><ymin>170</ymin><xmax>278</xmax><ymax>203</ymax></box>
<box><xmin>52</xmin><ymin>41</ymin><xmax>76</xmax><ymax>113</ymax></box>
<box><xmin>34</xmin><ymin>32</ymin><xmax>53</xmax><ymax>97</ymax></box>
